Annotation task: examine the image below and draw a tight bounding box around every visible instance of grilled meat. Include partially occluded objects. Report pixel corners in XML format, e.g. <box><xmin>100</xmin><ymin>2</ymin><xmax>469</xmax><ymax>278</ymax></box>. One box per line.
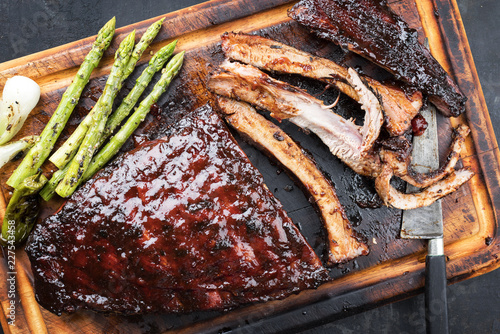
<box><xmin>221</xmin><ymin>32</ymin><xmax>423</xmax><ymax>136</ymax></box>
<box><xmin>379</xmin><ymin>124</ymin><xmax>470</xmax><ymax>188</ymax></box>
<box><xmin>208</xmin><ymin>57</ymin><xmax>472</xmax><ymax>210</ymax></box>
<box><xmin>217</xmin><ymin>97</ymin><xmax>368</xmax><ymax>264</ymax></box>
<box><xmin>26</xmin><ymin>105</ymin><xmax>329</xmax><ymax>315</ymax></box>
<box><xmin>375</xmin><ymin>124</ymin><xmax>473</xmax><ymax>209</ymax></box>
<box><xmin>289</xmin><ymin>0</ymin><xmax>467</xmax><ymax>117</ymax></box>
<box><xmin>375</xmin><ymin>163</ymin><xmax>474</xmax><ymax>210</ymax></box>
<box><xmin>207</xmin><ymin>60</ymin><xmax>383</xmax><ymax>177</ymax></box>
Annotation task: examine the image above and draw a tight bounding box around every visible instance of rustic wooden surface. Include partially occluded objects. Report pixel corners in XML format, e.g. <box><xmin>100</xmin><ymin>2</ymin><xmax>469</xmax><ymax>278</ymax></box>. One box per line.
<box><xmin>0</xmin><ymin>0</ymin><xmax>498</xmax><ymax>333</ymax></box>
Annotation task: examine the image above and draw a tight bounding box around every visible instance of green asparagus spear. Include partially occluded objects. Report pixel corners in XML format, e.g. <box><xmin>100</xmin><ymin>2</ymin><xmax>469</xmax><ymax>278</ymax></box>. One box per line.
<box><xmin>6</xmin><ymin>17</ymin><xmax>115</xmax><ymax>189</ymax></box>
<box><xmin>49</xmin><ymin>18</ymin><xmax>165</xmax><ymax>169</ymax></box>
<box><xmin>56</xmin><ymin>31</ymin><xmax>136</xmax><ymax>198</ymax></box>
<box><xmin>1</xmin><ymin>172</ymin><xmax>47</xmax><ymax>246</ymax></box>
<box><xmin>102</xmin><ymin>40</ymin><xmax>177</xmax><ymax>144</ymax></box>
<box><xmin>81</xmin><ymin>51</ymin><xmax>184</xmax><ymax>183</ymax></box>
<box><xmin>39</xmin><ymin>165</ymin><xmax>67</xmax><ymax>201</ymax></box>
<box><xmin>123</xmin><ymin>18</ymin><xmax>165</xmax><ymax>80</ymax></box>
<box><xmin>41</xmin><ymin>41</ymin><xmax>176</xmax><ymax>200</ymax></box>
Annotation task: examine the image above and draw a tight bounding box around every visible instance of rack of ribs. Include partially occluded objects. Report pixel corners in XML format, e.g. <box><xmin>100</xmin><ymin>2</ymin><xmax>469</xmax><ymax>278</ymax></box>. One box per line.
<box><xmin>26</xmin><ymin>105</ymin><xmax>329</xmax><ymax>315</ymax></box>
<box><xmin>289</xmin><ymin>0</ymin><xmax>467</xmax><ymax>117</ymax></box>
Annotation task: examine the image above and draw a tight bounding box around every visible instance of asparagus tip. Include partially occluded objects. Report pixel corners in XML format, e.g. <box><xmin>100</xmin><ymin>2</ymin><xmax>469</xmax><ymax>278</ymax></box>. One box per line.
<box><xmin>108</xmin><ymin>16</ymin><xmax>116</xmax><ymax>28</ymax></box>
<box><xmin>116</xmin><ymin>30</ymin><xmax>136</xmax><ymax>58</ymax></box>
<box><xmin>175</xmin><ymin>50</ymin><xmax>186</xmax><ymax>61</ymax></box>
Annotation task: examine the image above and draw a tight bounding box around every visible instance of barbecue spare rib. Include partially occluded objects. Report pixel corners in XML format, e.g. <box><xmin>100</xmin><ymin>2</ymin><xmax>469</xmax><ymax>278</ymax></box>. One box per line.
<box><xmin>217</xmin><ymin>96</ymin><xmax>368</xmax><ymax>264</ymax></box>
<box><xmin>208</xmin><ymin>59</ymin><xmax>383</xmax><ymax>177</ymax></box>
<box><xmin>26</xmin><ymin>105</ymin><xmax>329</xmax><ymax>315</ymax></box>
<box><xmin>288</xmin><ymin>0</ymin><xmax>467</xmax><ymax>117</ymax></box>
<box><xmin>221</xmin><ymin>32</ymin><xmax>423</xmax><ymax>136</ymax></box>
<box><xmin>207</xmin><ymin>33</ymin><xmax>473</xmax><ymax>210</ymax></box>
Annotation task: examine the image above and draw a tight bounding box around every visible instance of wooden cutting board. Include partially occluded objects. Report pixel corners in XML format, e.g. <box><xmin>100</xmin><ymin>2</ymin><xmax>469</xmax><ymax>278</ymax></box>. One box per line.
<box><xmin>0</xmin><ymin>0</ymin><xmax>498</xmax><ymax>333</ymax></box>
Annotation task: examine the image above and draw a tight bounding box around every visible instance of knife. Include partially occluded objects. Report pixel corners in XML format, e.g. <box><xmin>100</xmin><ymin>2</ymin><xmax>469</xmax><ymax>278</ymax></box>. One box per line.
<box><xmin>401</xmin><ymin>103</ymin><xmax>449</xmax><ymax>334</ymax></box>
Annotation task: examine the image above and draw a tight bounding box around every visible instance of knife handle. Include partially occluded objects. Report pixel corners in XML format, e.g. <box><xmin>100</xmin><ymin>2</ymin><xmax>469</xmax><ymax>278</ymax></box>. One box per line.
<box><xmin>425</xmin><ymin>254</ymin><xmax>449</xmax><ymax>334</ymax></box>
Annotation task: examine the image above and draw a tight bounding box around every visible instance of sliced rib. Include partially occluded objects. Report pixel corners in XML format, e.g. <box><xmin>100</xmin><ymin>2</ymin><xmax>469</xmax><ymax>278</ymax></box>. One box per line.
<box><xmin>207</xmin><ymin>60</ymin><xmax>382</xmax><ymax>176</ymax></box>
<box><xmin>221</xmin><ymin>32</ymin><xmax>423</xmax><ymax>136</ymax></box>
<box><xmin>380</xmin><ymin>124</ymin><xmax>470</xmax><ymax>188</ymax></box>
<box><xmin>217</xmin><ymin>96</ymin><xmax>369</xmax><ymax>264</ymax></box>
<box><xmin>375</xmin><ymin>163</ymin><xmax>474</xmax><ymax>210</ymax></box>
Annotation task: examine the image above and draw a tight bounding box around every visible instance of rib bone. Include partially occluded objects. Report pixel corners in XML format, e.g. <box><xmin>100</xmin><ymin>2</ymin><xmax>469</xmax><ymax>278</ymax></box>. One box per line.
<box><xmin>379</xmin><ymin>124</ymin><xmax>470</xmax><ymax>188</ymax></box>
<box><xmin>217</xmin><ymin>96</ymin><xmax>369</xmax><ymax>264</ymax></box>
<box><xmin>375</xmin><ymin>163</ymin><xmax>474</xmax><ymax>210</ymax></box>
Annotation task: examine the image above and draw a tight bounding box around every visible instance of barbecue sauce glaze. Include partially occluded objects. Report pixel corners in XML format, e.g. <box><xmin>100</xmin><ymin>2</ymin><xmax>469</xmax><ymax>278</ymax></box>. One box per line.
<box><xmin>289</xmin><ymin>0</ymin><xmax>467</xmax><ymax>116</ymax></box>
<box><xmin>26</xmin><ymin>105</ymin><xmax>329</xmax><ymax>315</ymax></box>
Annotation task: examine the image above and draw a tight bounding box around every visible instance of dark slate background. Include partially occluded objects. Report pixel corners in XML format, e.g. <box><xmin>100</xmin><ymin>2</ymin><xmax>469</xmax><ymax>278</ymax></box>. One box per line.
<box><xmin>0</xmin><ymin>0</ymin><xmax>498</xmax><ymax>333</ymax></box>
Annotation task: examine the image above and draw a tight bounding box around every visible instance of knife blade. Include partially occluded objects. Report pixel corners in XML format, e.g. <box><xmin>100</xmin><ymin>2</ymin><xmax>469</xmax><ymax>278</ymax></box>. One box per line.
<box><xmin>401</xmin><ymin>102</ymin><xmax>449</xmax><ymax>334</ymax></box>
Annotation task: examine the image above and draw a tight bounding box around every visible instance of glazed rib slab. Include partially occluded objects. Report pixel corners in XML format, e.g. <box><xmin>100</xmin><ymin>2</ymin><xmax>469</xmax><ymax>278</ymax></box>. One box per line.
<box><xmin>25</xmin><ymin>105</ymin><xmax>329</xmax><ymax>315</ymax></box>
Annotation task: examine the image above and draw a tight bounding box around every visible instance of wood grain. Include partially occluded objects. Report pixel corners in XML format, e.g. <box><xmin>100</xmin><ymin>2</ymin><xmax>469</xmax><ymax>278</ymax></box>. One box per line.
<box><xmin>0</xmin><ymin>0</ymin><xmax>498</xmax><ymax>333</ymax></box>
